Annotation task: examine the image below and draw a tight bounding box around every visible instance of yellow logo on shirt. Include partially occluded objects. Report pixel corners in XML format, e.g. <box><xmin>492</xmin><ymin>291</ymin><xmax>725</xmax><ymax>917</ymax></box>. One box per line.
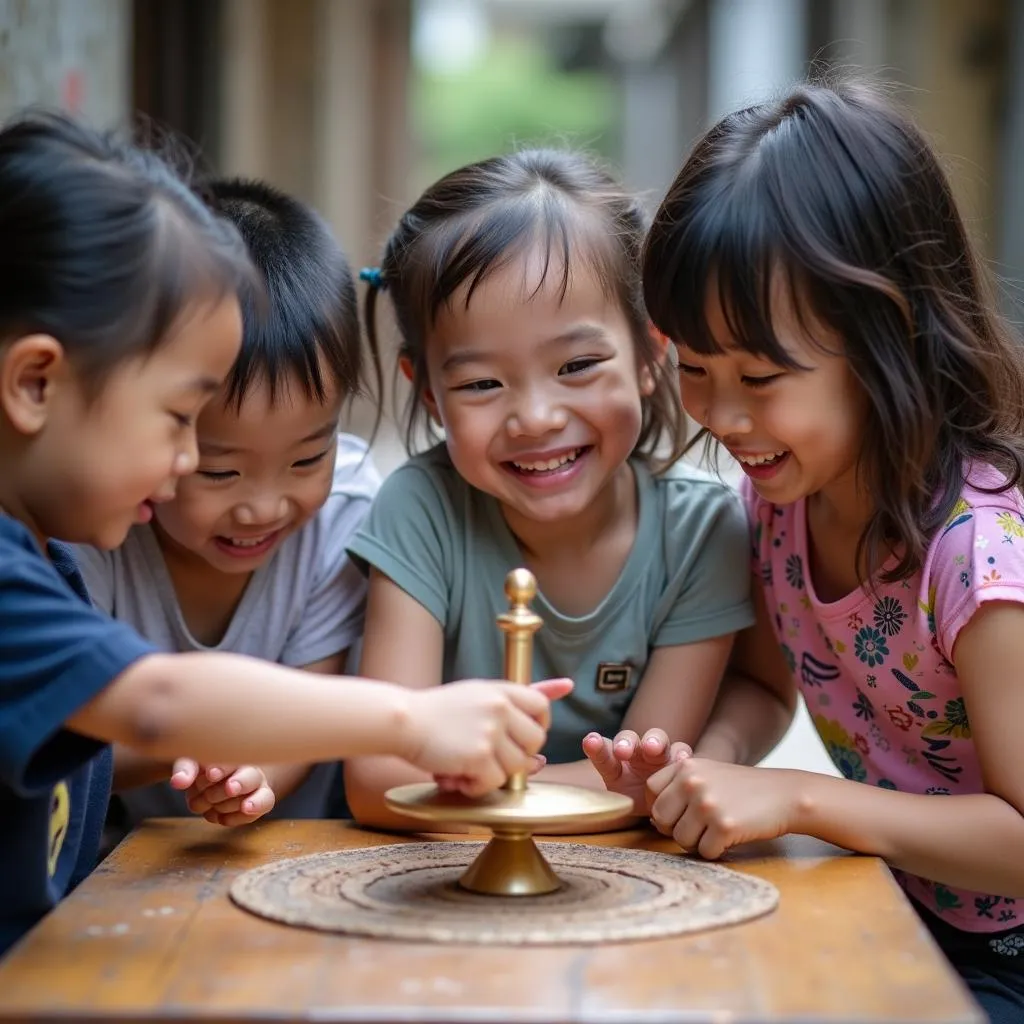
<box><xmin>48</xmin><ymin>782</ymin><xmax>70</xmax><ymax>876</ymax></box>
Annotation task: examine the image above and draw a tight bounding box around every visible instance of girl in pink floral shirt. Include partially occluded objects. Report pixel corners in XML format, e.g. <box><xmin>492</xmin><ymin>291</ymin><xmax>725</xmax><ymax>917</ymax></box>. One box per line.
<box><xmin>609</xmin><ymin>80</ymin><xmax>1024</xmax><ymax>1021</ymax></box>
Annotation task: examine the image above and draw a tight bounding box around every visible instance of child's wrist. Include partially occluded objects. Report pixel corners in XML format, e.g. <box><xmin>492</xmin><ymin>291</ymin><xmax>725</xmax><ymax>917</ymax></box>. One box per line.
<box><xmin>387</xmin><ymin>686</ymin><xmax>423</xmax><ymax>763</ymax></box>
<box><xmin>693</xmin><ymin>728</ymin><xmax>743</xmax><ymax>764</ymax></box>
<box><xmin>782</xmin><ymin>768</ymin><xmax>822</xmax><ymax>836</ymax></box>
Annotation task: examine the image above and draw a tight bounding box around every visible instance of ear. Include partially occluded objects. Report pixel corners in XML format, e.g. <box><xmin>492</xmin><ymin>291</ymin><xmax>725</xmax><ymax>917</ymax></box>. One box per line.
<box><xmin>399</xmin><ymin>354</ymin><xmax>443</xmax><ymax>427</ymax></box>
<box><xmin>639</xmin><ymin>324</ymin><xmax>672</xmax><ymax>397</ymax></box>
<box><xmin>0</xmin><ymin>335</ymin><xmax>67</xmax><ymax>435</ymax></box>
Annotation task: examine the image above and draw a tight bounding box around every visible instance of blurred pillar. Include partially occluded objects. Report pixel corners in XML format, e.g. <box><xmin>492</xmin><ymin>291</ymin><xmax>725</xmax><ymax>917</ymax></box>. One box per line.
<box><xmin>886</xmin><ymin>0</ymin><xmax>1006</xmax><ymax>257</ymax></box>
<box><xmin>707</xmin><ymin>0</ymin><xmax>806</xmax><ymax>119</ymax></box>
<box><xmin>614</xmin><ymin>0</ymin><xmax>707</xmax><ymax>205</ymax></box>
<box><xmin>0</xmin><ymin>0</ymin><xmax>130</xmax><ymax>127</ymax></box>
<box><xmin>218</xmin><ymin>0</ymin><xmax>411</xmax><ymax>453</ymax></box>
<box><xmin>219</xmin><ymin>0</ymin><xmax>410</xmax><ymax>269</ymax></box>
<box><xmin>997</xmin><ymin>0</ymin><xmax>1024</xmax><ymax>319</ymax></box>
<box><xmin>827</xmin><ymin>0</ymin><xmax>887</xmax><ymax>68</ymax></box>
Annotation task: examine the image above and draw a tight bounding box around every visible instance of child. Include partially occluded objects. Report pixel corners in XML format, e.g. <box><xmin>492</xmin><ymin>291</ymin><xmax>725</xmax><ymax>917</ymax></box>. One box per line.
<box><xmin>632</xmin><ymin>80</ymin><xmax>1024</xmax><ymax>1020</ymax></box>
<box><xmin>344</xmin><ymin>148</ymin><xmax>754</xmax><ymax>831</ymax></box>
<box><xmin>75</xmin><ymin>179</ymin><xmax>380</xmax><ymax>831</ymax></box>
<box><xmin>0</xmin><ymin>111</ymin><xmax>567</xmax><ymax>955</ymax></box>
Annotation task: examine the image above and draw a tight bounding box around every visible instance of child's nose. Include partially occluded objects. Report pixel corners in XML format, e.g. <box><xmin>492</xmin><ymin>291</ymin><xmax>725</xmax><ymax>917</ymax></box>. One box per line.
<box><xmin>703</xmin><ymin>394</ymin><xmax>753</xmax><ymax>439</ymax></box>
<box><xmin>507</xmin><ymin>390</ymin><xmax>568</xmax><ymax>437</ymax></box>
<box><xmin>234</xmin><ymin>492</ymin><xmax>289</xmax><ymax>526</ymax></box>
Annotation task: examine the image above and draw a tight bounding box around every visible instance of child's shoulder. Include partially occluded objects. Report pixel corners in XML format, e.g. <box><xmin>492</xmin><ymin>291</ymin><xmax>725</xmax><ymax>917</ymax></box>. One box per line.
<box><xmin>0</xmin><ymin>516</ymin><xmax>51</xmax><ymax>582</ymax></box>
<box><xmin>646</xmin><ymin>458</ymin><xmax>745</xmax><ymax>514</ymax></box>
<box><xmin>640</xmin><ymin>458</ymin><xmax>748</xmax><ymax>554</ymax></box>
<box><xmin>374</xmin><ymin>444</ymin><xmax>468</xmax><ymax>505</ymax></box>
<box><xmin>327</xmin><ymin>434</ymin><xmax>382</xmax><ymax>501</ymax></box>
<box><xmin>929</xmin><ymin>463</ymin><xmax>1024</xmax><ymax>559</ymax></box>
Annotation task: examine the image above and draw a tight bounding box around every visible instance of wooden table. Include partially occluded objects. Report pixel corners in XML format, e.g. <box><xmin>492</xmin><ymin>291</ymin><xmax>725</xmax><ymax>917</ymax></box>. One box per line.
<box><xmin>0</xmin><ymin>819</ymin><xmax>982</xmax><ymax>1024</ymax></box>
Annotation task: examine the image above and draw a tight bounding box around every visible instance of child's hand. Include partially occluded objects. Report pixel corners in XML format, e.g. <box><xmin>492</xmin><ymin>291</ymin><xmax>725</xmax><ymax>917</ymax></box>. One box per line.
<box><xmin>405</xmin><ymin>677</ymin><xmax>573</xmax><ymax>797</ymax></box>
<box><xmin>583</xmin><ymin>728</ymin><xmax>691</xmax><ymax>815</ymax></box>
<box><xmin>434</xmin><ymin>753</ymin><xmax>546</xmax><ymax>794</ymax></box>
<box><xmin>169</xmin><ymin>758</ymin><xmax>276</xmax><ymax>827</ymax></box>
<box><xmin>647</xmin><ymin>758</ymin><xmax>798</xmax><ymax>859</ymax></box>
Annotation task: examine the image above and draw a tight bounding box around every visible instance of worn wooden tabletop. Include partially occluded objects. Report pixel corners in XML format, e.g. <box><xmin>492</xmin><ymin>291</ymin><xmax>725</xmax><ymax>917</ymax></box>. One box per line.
<box><xmin>0</xmin><ymin>819</ymin><xmax>981</xmax><ymax>1024</ymax></box>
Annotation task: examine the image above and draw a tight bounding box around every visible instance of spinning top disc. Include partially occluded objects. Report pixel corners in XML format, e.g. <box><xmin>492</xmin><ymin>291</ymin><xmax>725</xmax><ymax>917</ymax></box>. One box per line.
<box><xmin>385</xmin><ymin>780</ymin><xmax>633</xmax><ymax>830</ymax></box>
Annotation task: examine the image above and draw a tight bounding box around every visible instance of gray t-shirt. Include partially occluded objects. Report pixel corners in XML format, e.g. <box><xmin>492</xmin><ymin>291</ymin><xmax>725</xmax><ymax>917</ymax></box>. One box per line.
<box><xmin>347</xmin><ymin>445</ymin><xmax>754</xmax><ymax>763</ymax></box>
<box><xmin>75</xmin><ymin>434</ymin><xmax>380</xmax><ymax>823</ymax></box>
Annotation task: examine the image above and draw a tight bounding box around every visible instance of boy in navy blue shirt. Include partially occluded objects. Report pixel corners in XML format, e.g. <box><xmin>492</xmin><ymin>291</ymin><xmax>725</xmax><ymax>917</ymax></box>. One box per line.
<box><xmin>0</xmin><ymin>525</ymin><xmax>154</xmax><ymax>952</ymax></box>
<box><xmin>0</xmin><ymin>111</ymin><xmax>567</xmax><ymax>954</ymax></box>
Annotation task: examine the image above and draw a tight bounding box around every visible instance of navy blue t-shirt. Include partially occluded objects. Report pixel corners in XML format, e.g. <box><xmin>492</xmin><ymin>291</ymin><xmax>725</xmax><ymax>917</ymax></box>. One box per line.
<box><xmin>0</xmin><ymin>516</ymin><xmax>154</xmax><ymax>955</ymax></box>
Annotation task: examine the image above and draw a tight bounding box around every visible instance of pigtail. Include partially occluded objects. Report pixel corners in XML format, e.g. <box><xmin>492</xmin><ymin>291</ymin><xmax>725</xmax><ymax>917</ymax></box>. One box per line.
<box><xmin>359</xmin><ymin>266</ymin><xmax>387</xmax><ymax>446</ymax></box>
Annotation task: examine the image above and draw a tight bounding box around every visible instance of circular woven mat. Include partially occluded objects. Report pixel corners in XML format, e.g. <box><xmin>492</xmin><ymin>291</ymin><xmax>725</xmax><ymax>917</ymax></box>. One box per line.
<box><xmin>229</xmin><ymin>841</ymin><xmax>778</xmax><ymax>946</ymax></box>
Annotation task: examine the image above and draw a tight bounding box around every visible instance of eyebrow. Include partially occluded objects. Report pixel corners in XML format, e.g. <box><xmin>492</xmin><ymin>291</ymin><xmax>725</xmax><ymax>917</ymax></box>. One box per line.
<box><xmin>200</xmin><ymin>418</ymin><xmax>338</xmax><ymax>458</ymax></box>
<box><xmin>440</xmin><ymin>325</ymin><xmax>610</xmax><ymax>373</ymax></box>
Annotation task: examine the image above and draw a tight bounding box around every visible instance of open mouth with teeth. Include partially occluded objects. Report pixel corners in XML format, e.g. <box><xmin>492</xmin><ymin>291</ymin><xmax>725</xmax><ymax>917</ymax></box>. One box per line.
<box><xmin>213</xmin><ymin>530</ymin><xmax>284</xmax><ymax>558</ymax></box>
<box><xmin>504</xmin><ymin>446</ymin><xmax>591</xmax><ymax>477</ymax></box>
<box><xmin>736</xmin><ymin>451</ymin><xmax>788</xmax><ymax>467</ymax></box>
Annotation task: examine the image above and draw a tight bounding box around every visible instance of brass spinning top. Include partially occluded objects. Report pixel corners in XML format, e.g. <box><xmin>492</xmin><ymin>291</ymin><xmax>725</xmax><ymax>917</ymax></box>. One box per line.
<box><xmin>384</xmin><ymin>568</ymin><xmax>633</xmax><ymax>896</ymax></box>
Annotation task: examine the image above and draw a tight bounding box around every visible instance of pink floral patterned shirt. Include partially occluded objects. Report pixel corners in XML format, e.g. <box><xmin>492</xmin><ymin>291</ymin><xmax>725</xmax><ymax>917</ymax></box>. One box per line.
<box><xmin>742</xmin><ymin>467</ymin><xmax>1024</xmax><ymax>931</ymax></box>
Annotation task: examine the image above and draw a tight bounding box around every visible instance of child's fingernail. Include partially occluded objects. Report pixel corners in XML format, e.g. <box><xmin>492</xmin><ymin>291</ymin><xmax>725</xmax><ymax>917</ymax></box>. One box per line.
<box><xmin>615</xmin><ymin>740</ymin><xmax>630</xmax><ymax>749</ymax></box>
<box><xmin>207</xmin><ymin>768</ymin><xmax>223</xmax><ymax>782</ymax></box>
<box><xmin>243</xmin><ymin>800</ymin><xmax>254</xmax><ymax>814</ymax></box>
<box><xmin>226</xmin><ymin>780</ymin><xmax>238</xmax><ymax>796</ymax></box>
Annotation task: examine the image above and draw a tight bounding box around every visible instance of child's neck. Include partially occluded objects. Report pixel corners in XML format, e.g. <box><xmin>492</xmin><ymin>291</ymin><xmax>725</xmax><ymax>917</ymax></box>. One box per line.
<box><xmin>806</xmin><ymin>471</ymin><xmax>876</xmax><ymax>602</ymax></box>
<box><xmin>151</xmin><ymin>523</ymin><xmax>253</xmax><ymax>647</ymax></box>
<box><xmin>501</xmin><ymin>461</ymin><xmax>638</xmax><ymax>617</ymax></box>
<box><xmin>0</xmin><ymin>494</ymin><xmax>49</xmax><ymax>553</ymax></box>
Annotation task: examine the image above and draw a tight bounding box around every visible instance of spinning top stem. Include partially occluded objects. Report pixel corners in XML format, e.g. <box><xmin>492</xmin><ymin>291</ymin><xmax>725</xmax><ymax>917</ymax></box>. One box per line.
<box><xmin>496</xmin><ymin>568</ymin><xmax>542</xmax><ymax>795</ymax></box>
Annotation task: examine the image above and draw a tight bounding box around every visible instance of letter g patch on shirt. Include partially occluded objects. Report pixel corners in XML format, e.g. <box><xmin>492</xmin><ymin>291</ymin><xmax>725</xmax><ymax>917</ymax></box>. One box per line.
<box><xmin>595</xmin><ymin>662</ymin><xmax>633</xmax><ymax>693</ymax></box>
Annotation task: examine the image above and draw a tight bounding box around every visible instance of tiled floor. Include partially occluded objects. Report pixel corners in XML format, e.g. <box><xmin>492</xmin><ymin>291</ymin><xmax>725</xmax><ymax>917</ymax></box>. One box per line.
<box><xmin>359</xmin><ymin>417</ymin><xmax>839</xmax><ymax>777</ymax></box>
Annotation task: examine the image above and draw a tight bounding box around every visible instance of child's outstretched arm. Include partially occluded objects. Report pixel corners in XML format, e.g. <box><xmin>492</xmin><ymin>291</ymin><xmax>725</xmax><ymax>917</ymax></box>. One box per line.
<box><xmin>344</xmin><ymin>570</ymin><xmax>469</xmax><ymax>831</ymax></box>
<box><xmin>647</xmin><ymin>601</ymin><xmax>1024</xmax><ymax>897</ymax></box>
<box><xmin>691</xmin><ymin>578</ymin><xmax>799</xmax><ymax>764</ymax></box>
<box><xmin>63</xmin><ymin>651</ymin><xmax>569</xmax><ymax>799</ymax></box>
<box><xmin>111</xmin><ymin>651</ymin><xmax>350</xmax><ymax>826</ymax></box>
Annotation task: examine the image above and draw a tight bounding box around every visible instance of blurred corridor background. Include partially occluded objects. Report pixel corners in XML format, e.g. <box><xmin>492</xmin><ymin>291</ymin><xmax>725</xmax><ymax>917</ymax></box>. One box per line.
<box><xmin>4</xmin><ymin>0</ymin><xmax>1023</xmax><ymax>773</ymax></box>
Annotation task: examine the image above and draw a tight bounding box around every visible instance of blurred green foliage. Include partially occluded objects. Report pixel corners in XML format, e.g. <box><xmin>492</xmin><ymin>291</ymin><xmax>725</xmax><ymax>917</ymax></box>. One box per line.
<box><xmin>412</xmin><ymin>33</ymin><xmax>618</xmax><ymax>191</ymax></box>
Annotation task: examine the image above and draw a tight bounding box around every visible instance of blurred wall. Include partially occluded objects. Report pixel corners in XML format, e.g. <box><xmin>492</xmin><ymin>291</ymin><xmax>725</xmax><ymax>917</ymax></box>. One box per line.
<box><xmin>0</xmin><ymin>0</ymin><xmax>129</xmax><ymax>126</ymax></box>
<box><xmin>219</xmin><ymin>0</ymin><xmax>412</xmax><ymax>272</ymax></box>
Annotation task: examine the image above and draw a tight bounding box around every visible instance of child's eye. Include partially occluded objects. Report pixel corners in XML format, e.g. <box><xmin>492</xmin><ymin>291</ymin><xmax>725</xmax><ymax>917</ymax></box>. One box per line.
<box><xmin>456</xmin><ymin>379</ymin><xmax>501</xmax><ymax>393</ymax></box>
<box><xmin>677</xmin><ymin>363</ymin><xmax>706</xmax><ymax>378</ymax></box>
<box><xmin>742</xmin><ymin>374</ymin><xmax>783</xmax><ymax>388</ymax></box>
<box><xmin>197</xmin><ymin>469</ymin><xmax>238</xmax><ymax>481</ymax></box>
<box><xmin>171</xmin><ymin>412</ymin><xmax>194</xmax><ymax>428</ymax></box>
<box><xmin>293</xmin><ymin>449</ymin><xmax>330</xmax><ymax>469</ymax></box>
<box><xmin>559</xmin><ymin>357</ymin><xmax>600</xmax><ymax>376</ymax></box>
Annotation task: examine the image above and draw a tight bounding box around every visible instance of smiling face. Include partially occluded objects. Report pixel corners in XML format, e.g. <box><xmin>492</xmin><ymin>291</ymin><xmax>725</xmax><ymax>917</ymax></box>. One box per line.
<box><xmin>151</xmin><ymin>368</ymin><xmax>343</xmax><ymax>574</ymax></box>
<box><xmin>5</xmin><ymin>297</ymin><xmax>243</xmax><ymax>549</ymax></box>
<box><xmin>421</xmin><ymin>246</ymin><xmax>655</xmax><ymax>533</ymax></box>
<box><xmin>675</xmin><ymin>287</ymin><xmax>867</xmax><ymax>509</ymax></box>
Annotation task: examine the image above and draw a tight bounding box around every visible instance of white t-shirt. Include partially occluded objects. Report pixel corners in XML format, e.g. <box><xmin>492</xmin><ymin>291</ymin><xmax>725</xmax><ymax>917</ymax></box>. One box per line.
<box><xmin>74</xmin><ymin>434</ymin><xmax>380</xmax><ymax>822</ymax></box>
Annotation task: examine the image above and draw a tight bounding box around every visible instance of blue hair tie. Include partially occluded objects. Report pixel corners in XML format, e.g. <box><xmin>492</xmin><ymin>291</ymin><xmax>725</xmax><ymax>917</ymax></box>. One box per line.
<box><xmin>359</xmin><ymin>266</ymin><xmax>385</xmax><ymax>290</ymax></box>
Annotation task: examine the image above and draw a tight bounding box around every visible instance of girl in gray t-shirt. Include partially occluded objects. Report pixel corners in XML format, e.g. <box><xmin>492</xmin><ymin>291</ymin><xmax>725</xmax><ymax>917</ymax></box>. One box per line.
<box><xmin>345</xmin><ymin>149</ymin><xmax>754</xmax><ymax>833</ymax></box>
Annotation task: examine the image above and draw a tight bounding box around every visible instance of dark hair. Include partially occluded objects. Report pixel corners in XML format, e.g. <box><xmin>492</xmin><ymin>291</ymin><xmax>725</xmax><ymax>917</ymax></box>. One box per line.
<box><xmin>206</xmin><ymin>178</ymin><xmax>376</xmax><ymax>415</ymax></box>
<box><xmin>0</xmin><ymin>110</ymin><xmax>255</xmax><ymax>388</ymax></box>
<box><xmin>364</xmin><ymin>148</ymin><xmax>685</xmax><ymax>466</ymax></box>
<box><xmin>643</xmin><ymin>79</ymin><xmax>1024</xmax><ymax>583</ymax></box>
